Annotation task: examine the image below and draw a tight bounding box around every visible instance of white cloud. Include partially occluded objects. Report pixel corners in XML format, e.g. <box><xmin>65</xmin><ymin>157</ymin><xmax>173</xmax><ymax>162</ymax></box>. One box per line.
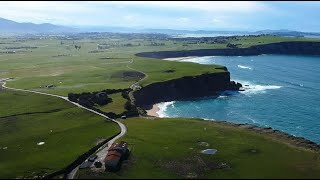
<box><xmin>88</xmin><ymin>1</ymin><xmax>268</xmax><ymax>13</ymax></box>
<box><xmin>0</xmin><ymin>1</ymin><xmax>95</xmax><ymax>24</ymax></box>
<box><xmin>0</xmin><ymin>1</ymin><xmax>267</xmax><ymax>23</ymax></box>
<box><xmin>0</xmin><ymin>1</ymin><xmax>269</xmax><ymax>29</ymax></box>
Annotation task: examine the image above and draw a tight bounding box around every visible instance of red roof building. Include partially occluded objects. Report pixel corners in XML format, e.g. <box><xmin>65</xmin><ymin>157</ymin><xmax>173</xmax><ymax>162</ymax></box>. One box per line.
<box><xmin>104</xmin><ymin>141</ymin><xmax>129</xmax><ymax>171</ymax></box>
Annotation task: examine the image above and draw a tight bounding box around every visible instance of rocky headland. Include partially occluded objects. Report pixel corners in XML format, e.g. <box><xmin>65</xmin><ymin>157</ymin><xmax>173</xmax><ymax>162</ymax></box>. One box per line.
<box><xmin>132</xmin><ymin>71</ymin><xmax>242</xmax><ymax>110</ymax></box>
<box><xmin>136</xmin><ymin>41</ymin><xmax>320</xmax><ymax>59</ymax></box>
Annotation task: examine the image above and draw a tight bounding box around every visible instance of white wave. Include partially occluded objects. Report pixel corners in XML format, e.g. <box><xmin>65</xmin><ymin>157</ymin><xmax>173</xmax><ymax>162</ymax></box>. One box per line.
<box><xmin>203</xmin><ymin>118</ymin><xmax>216</xmax><ymax>121</ymax></box>
<box><xmin>218</xmin><ymin>95</ymin><xmax>228</xmax><ymax>99</ymax></box>
<box><xmin>157</xmin><ymin>101</ymin><xmax>175</xmax><ymax>117</ymax></box>
<box><xmin>234</xmin><ymin>80</ymin><xmax>282</xmax><ymax>95</ymax></box>
<box><xmin>237</xmin><ymin>65</ymin><xmax>252</xmax><ymax>70</ymax></box>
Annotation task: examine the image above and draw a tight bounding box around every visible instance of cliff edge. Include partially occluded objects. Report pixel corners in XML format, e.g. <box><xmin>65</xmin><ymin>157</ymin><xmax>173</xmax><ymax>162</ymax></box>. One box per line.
<box><xmin>135</xmin><ymin>41</ymin><xmax>320</xmax><ymax>59</ymax></box>
<box><xmin>132</xmin><ymin>71</ymin><xmax>242</xmax><ymax>110</ymax></box>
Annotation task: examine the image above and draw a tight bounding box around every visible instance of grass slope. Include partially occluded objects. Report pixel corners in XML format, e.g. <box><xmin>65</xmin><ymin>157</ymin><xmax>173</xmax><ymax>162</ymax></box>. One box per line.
<box><xmin>78</xmin><ymin>117</ymin><xmax>320</xmax><ymax>179</ymax></box>
<box><xmin>0</xmin><ymin>91</ymin><xmax>119</xmax><ymax>178</ymax></box>
<box><xmin>97</xmin><ymin>92</ymin><xmax>127</xmax><ymax>114</ymax></box>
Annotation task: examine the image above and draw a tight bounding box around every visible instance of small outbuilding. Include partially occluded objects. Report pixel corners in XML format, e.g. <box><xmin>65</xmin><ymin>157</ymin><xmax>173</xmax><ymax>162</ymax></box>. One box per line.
<box><xmin>46</xmin><ymin>84</ymin><xmax>55</xmax><ymax>88</ymax></box>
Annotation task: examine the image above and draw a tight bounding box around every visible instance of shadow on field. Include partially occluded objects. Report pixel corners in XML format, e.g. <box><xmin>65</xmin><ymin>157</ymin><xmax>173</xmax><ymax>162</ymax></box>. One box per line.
<box><xmin>0</xmin><ymin>109</ymin><xmax>63</xmax><ymax>119</ymax></box>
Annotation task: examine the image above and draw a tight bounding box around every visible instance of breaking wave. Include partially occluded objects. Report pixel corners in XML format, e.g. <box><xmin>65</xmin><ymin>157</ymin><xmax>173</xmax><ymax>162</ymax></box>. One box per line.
<box><xmin>157</xmin><ymin>101</ymin><xmax>175</xmax><ymax>117</ymax></box>
<box><xmin>237</xmin><ymin>65</ymin><xmax>252</xmax><ymax>70</ymax></box>
<box><xmin>235</xmin><ymin>80</ymin><xmax>282</xmax><ymax>95</ymax></box>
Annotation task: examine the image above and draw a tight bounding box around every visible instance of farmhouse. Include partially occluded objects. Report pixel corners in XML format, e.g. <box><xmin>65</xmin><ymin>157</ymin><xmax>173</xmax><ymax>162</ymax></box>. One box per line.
<box><xmin>104</xmin><ymin>141</ymin><xmax>129</xmax><ymax>172</ymax></box>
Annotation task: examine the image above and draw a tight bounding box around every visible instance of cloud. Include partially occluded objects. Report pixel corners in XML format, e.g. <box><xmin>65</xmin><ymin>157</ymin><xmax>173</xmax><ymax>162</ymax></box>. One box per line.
<box><xmin>0</xmin><ymin>1</ymin><xmax>319</xmax><ymax>31</ymax></box>
<box><xmin>89</xmin><ymin>1</ymin><xmax>267</xmax><ymax>13</ymax></box>
<box><xmin>0</xmin><ymin>1</ymin><xmax>267</xmax><ymax>25</ymax></box>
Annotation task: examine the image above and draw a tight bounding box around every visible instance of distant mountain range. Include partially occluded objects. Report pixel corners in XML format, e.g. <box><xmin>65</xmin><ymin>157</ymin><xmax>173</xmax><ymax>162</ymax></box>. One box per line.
<box><xmin>0</xmin><ymin>17</ymin><xmax>77</xmax><ymax>34</ymax></box>
<box><xmin>1</xmin><ymin>17</ymin><xmax>320</xmax><ymax>38</ymax></box>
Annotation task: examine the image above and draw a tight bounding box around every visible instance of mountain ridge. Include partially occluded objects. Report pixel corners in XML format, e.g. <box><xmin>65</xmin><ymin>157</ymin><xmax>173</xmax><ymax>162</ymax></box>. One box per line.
<box><xmin>1</xmin><ymin>17</ymin><xmax>320</xmax><ymax>37</ymax></box>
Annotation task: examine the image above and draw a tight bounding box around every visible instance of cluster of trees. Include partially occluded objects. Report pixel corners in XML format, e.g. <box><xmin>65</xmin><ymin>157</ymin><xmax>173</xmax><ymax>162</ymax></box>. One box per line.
<box><xmin>68</xmin><ymin>92</ymin><xmax>112</xmax><ymax>108</ymax></box>
<box><xmin>74</xmin><ymin>45</ymin><xmax>81</xmax><ymax>50</ymax></box>
<box><xmin>119</xmin><ymin>90</ymin><xmax>140</xmax><ymax>118</ymax></box>
<box><xmin>68</xmin><ymin>88</ymin><xmax>139</xmax><ymax>119</ymax></box>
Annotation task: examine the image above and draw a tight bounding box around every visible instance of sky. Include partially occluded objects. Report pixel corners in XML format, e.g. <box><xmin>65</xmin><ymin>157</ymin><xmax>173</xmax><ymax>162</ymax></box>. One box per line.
<box><xmin>0</xmin><ymin>1</ymin><xmax>320</xmax><ymax>32</ymax></box>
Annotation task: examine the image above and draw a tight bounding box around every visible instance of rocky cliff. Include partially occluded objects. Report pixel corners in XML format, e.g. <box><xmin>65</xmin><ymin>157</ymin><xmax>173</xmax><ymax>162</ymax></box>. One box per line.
<box><xmin>136</xmin><ymin>41</ymin><xmax>320</xmax><ymax>59</ymax></box>
<box><xmin>133</xmin><ymin>41</ymin><xmax>320</xmax><ymax>110</ymax></box>
<box><xmin>133</xmin><ymin>72</ymin><xmax>242</xmax><ymax>110</ymax></box>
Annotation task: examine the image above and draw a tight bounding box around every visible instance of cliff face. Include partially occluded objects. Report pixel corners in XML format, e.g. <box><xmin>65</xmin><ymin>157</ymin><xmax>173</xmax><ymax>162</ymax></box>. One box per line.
<box><xmin>133</xmin><ymin>72</ymin><xmax>242</xmax><ymax>110</ymax></box>
<box><xmin>133</xmin><ymin>41</ymin><xmax>320</xmax><ymax>110</ymax></box>
<box><xmin>136</xmin><ymin>41</ymin><xmax>320</xmax><ymax>59</ymax></box>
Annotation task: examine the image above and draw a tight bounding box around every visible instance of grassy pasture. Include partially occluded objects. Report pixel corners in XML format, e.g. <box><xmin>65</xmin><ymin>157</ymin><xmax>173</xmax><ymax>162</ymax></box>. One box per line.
<box><xmin>78</xmin><ymin>117</ymin><xmax>320</xmax><ymax>179</ymax></box>
<box><xmin>0</xmin><ymin>91</ymin><xmax>119</xmax><ymax>178</ymax></box>
<box><xmin>1</xmin><ymin>34</ymin><xmax>320</xmax><ymax>178</ymax></box>
<box><xmin>97</xmin><ymin>92</ymin><xmax>127</xmax><ymax>114</ymax></box>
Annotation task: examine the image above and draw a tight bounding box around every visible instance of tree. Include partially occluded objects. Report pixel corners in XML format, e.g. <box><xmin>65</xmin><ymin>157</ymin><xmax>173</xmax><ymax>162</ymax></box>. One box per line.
<box><xmin>74</xmin><ymin>45</ymin><xmax>81</xmax><ymax>50</ymax></box>
<box><xmin>68</xmin><ymin>93</ymin><xmax>79</xmax><ymax>102</ymax></box>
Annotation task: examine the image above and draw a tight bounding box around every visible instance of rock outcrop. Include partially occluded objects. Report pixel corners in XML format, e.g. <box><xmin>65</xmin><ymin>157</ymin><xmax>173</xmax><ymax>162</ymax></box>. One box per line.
<box><xmin>133</xmin><ymin>72</ymin><xmax>242</xmax><ymax>110</ymax></box>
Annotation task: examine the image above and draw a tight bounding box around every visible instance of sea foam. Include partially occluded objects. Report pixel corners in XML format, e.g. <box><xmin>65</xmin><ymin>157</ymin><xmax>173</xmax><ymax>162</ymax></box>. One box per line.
<box><xmin>235</xmin><ymin>80</ymin><xmax>282</xmax><ymax>95</ymax></box>
<box><xmin>157</xmin><ymin>101</ymin><xmax>175</xmax><ymax>117</ymax></box>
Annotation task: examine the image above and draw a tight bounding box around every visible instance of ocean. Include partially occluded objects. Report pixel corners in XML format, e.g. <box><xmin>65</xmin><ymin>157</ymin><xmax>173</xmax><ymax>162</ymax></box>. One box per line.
<box><xmin>157</xmin><ymin>55</ymin><xmax>320</xmax><ymax>143</ymax></box>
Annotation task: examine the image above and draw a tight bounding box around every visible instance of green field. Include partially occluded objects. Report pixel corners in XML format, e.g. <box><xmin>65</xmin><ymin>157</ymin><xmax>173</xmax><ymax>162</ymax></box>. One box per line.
<box><xmin>0</xmin><ymin>90</ymin><xmax>119</xmax><ymax>178</ymax></box>
<box><xmin>97</xmin><ymin>92</ymin><xmax>127</xmax><ymax>114</ymax></box>
<box><xmin>1</xmin><ymin>34</ymin><xmax>320</xmax><ymax>179</ymax></box>
<box><xmin>78</xmin><ymin>118</ymin><xmax>320</xmax><ymax>179</ymax></box>
<box><xmin>0</xmin><ymin>38</ymin><xmax>226</xmax><ymax>96</ymax></box>
<box><xmin>1</xmin><ymin>35</ymin><xmax>319</xmax><ymax>96</ymax></box>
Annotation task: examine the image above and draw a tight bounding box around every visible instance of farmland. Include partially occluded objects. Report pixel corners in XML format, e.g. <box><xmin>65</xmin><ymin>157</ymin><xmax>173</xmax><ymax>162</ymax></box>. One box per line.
<box><xmin>1</xmin><ymin>33</ymin><xmax>320</xmax><ymax>178</ymax></box>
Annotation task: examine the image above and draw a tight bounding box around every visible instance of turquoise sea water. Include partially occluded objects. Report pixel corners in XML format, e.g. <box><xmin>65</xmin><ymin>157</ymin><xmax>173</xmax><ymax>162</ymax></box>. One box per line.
<box><xmin>158</xmin><ymin>55</ymin><xmax>320</xmax><ymax>143</ymax></box>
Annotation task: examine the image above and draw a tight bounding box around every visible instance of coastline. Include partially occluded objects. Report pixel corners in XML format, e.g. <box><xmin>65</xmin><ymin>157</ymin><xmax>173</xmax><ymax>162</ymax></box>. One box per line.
<box><xmin>163</xmin><ymin>56</ymin><xmax>199</xmax><ymax>61</ymax></box>
<box><xmin>133</xmin><ymin>46</ymin><xmax>320</xmax><ymax>149</ymax></box>
<box><xmin>144</xmin><ymin>102</ymin><xmax>320</xmax><ymax>151</ymax></box>
<box><xmin>135</xmin><ymin>41</ymin><xmax>320</xmax><ymax>59</ymax></box>
<box><xmin>146</xmin><ymin>104</ymin><xmax>160</xmax><ymax>117</ymax></box>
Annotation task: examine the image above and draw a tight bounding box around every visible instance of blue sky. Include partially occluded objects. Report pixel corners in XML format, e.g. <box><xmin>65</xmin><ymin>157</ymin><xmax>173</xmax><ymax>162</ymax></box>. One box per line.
<box><xmin>0</xmin><ymin>1</ymin><xmax>320</xmax><ymax>32</ymax></box>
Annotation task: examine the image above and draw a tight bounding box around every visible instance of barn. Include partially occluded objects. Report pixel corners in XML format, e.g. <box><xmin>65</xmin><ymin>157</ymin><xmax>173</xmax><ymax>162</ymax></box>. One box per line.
<box><xmin>104</xmin><ymin>141</ymin><xmax>130</xmax><ymax>172</ymax></box>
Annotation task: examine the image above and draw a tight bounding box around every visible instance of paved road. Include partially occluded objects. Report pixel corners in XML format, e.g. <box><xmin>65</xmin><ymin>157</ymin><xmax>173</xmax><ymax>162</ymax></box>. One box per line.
<box><xmin>1</xmin><ymin>80</ymin><xmax>127</xmax><ymax>179</ymax></box>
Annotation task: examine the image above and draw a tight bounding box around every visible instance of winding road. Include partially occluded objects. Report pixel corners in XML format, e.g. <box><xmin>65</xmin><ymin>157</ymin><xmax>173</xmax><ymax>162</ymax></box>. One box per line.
<box><xmin>0</xmin><ymin>79</ymin><xmax>127</xmax><ymax>179</ymax></box>
<box><xmin>126</xmin><ymin>58</ymin><xmax>148</xmax><ymax>89</ymax></box>
<box><xmin>0</xmin><ymin>58</ymin><xmax>149</xmax><ymax>179</ymax></box>
<box><xmin>0</xmin><ymin>58</ymin><xmax>147</xmax><ymax>179</ymax></box>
